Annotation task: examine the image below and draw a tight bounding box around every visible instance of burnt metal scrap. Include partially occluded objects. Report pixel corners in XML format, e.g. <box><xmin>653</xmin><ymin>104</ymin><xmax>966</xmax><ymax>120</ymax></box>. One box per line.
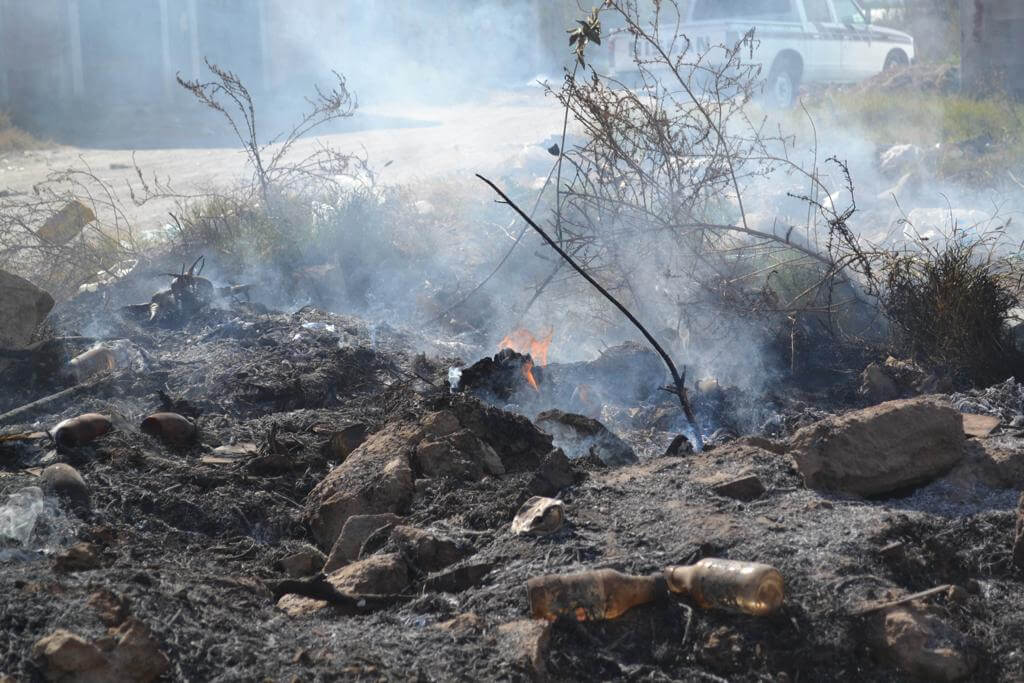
<box><xmin>122</xmin><ymin>256</ymin><xmax>252</xmax><ymax>325</ymax></box>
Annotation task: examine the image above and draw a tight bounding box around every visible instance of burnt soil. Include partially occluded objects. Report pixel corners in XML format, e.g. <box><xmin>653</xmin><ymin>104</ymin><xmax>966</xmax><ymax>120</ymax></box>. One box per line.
<box><xmin>1</xmin><ymin>266</ymin><xmax>1023</xmax><ymax>682</ymax></box>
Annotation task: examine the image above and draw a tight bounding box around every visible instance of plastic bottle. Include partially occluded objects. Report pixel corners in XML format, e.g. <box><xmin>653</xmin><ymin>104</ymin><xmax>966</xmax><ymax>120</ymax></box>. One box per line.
<box><xmin>664</xmin><ymin>558</ymin><xmax>784</xmax><ymax>616</ymax></box>
<box><xmin>527</xmin><ymin>568</ymin><xmax>666</xmax><ymax>621</ymax></box>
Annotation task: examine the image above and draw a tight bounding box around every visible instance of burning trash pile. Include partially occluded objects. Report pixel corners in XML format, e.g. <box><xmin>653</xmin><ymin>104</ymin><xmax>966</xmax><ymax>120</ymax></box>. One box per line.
<box><xmin>0</xmin><ymin>258</ymin><xmax>1023</xmax><ymax>682</ymax></box>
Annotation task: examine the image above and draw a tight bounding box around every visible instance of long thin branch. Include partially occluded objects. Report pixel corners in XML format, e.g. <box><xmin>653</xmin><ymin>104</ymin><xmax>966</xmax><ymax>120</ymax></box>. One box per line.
<box><xmin>477</xmin><ymin>174</ymin><xmax>703</xmax><ymax>451</ymax></box>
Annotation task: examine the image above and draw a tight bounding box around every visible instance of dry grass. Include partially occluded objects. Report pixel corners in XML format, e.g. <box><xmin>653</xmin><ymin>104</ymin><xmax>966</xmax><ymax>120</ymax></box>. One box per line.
<box><xmin>0</xmin><ymin>112</ymin><xmax>47</xmax><ymax>153</ymax></box>
<box><xmin>881</xmin><ymin>231</ymin><xmax>1021</xmax><ymax>385</ymax></box>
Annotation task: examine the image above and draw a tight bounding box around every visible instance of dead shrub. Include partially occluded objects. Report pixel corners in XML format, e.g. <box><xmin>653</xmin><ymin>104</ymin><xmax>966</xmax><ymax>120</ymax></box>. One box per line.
<box><xmin>881</xmin><ymin>230</ymin><xmax>1020</xmax><ymax>385</ymax></box>
<box><xmin>0</xmin><ymin>111</ymin><xmax>47</xmax><ymax>153</ymax></box>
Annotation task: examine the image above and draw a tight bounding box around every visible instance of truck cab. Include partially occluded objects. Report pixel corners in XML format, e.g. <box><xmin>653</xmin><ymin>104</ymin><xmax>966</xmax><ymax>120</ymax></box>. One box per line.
<box><xmin>607</xmin><ymin>0</ymin><xmax>915</xmax><ymax>107</ymax></box>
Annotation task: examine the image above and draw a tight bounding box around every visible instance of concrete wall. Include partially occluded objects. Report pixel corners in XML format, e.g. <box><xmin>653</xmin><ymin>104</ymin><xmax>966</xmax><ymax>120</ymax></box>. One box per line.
<box><xmin>960</xmin><ymin>0</ymin><xmax>1024</xmax><ymax>99</ymax></box>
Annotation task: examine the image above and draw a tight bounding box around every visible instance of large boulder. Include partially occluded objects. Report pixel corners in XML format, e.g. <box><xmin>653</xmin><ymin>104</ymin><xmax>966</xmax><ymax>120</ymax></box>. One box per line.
<box><xmin>789</xmin><ymin>397</ymin><xmax>964</xmax><ymax>496</ymax></box>
<box><xmin>303</xmin><ymin>423</ymin><xmax>416</xmax><ymax>549</ymax></box>
<box><xmin>0</xmin><ymin>269</ymin><xmax>53</xmax><ymax>349</ymax></box>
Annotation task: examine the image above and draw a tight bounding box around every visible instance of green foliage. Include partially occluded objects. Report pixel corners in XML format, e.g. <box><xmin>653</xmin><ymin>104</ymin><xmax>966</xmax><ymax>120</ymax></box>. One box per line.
<box><xmin>803</xmin><ymin>90</ymin><xmax>1024</xmax><ymax>183</ymax></box>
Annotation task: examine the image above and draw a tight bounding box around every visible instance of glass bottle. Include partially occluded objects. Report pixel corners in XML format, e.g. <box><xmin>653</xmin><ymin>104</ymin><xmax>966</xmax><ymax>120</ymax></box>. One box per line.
<box><xmin>664</xmin><ymin>558</ymin><xmax>784</xmax><ymax>616</ymax></box>
<box><xmin>526</xmin><ymin>568</ymin><xmax>666</xmax><ymax>621</ymax></box>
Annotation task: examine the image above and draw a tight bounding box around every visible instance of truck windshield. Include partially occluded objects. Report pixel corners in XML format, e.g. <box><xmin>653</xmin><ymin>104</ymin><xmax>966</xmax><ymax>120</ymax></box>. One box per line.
<box><xmin>691</xmin><ymin>0</ymin><xmax>797</xmax><ymax>21</ymax></box>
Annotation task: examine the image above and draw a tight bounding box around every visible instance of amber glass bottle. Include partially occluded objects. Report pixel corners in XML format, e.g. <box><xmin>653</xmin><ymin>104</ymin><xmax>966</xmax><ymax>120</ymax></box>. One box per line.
<box><xmin>664</xmin><ymin>558</ymin><xmax>784</xmax><ymax>616</ymax></box>
<box><xmin>526</xmin><ymin>559</ymin><xmax>785</xmax><ymax>621</ymax></box>
<box><xmin>526</xmin><ymin>568</ymin><xmax>666</xmax><ymax>621</ymax></box>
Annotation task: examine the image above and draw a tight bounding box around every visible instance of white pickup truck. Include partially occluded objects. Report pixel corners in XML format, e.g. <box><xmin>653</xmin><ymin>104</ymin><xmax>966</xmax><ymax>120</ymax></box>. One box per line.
<box><xmin>607</xmin><ymin>0</ymin><xmax>915</xmax><ymax>107</ymax></box>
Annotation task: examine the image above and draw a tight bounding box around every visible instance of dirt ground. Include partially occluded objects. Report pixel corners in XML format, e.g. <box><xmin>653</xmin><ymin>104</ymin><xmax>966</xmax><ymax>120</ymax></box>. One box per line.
<box><xmin>1</xmin><ymin>257</ymin><xmax>1022</xmax><ymax>682</ymax></box>
<box><xmin>0</xmin><ymin>90</ymin><xmax>566</xmax><ymax>230</ymax></box>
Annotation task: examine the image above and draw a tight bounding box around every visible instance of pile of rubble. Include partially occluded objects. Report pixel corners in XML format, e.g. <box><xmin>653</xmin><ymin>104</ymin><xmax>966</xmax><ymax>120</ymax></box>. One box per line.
<box><xmin>1</xmin><ymin>263</ymin><xmax>1023</xmax><ymax>681</ymax></box>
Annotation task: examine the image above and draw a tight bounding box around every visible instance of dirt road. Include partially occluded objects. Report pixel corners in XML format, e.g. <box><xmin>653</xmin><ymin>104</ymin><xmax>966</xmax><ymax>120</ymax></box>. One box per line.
<box><xmin>0</xmin><ymin>89</ymin><xmax>565</xmax><ymax>228</ymax></box>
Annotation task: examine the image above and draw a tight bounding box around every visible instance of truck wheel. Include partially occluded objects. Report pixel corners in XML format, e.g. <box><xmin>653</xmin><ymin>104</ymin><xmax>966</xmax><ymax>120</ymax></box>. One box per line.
<box><xmin>884</xmin><ymin>50</ymin><xmax>909</xmax><ymax>71</ymax></box>
<box><xmin>766</xmin><ymin>57</ymin><xmax>800</xmax><ymax>108</ymax></box>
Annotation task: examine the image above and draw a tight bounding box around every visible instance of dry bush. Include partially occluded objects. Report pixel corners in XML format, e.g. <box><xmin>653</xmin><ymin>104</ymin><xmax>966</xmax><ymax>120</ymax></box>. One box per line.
<box><xmin>881</xmin><ymin>224</ymin><xmax>1021</xmax><ymax>385</ymax></box>
<box><xmin>0</xmin><ymin>111</ymin><xmax>47</xmax><ymax>153</ymax></box>
<box><xmin>543</xmin><ymin>1</ymin><xmax>878</xmax><ymax>383</ymax></box>
<box><xmin>0</xmin><ymin>166</ymin><xmax>139</xmax><ymax>300</ymax></box>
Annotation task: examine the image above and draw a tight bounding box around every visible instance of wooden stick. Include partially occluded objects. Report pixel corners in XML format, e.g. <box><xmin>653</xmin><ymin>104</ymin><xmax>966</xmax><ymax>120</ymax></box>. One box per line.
<box><xmin>0</xmin><ymin>376</ymin><xmax>114</xmax><ymax>425</ymax></box>
<box><xmin>851</xmin><ymin>584</ymin><xmax>953</xmax><ymax>616</ymax></box>
<box><xmin>477</xmin><ymin>174</ymin><xmax>703</xmax><ymax>451</ymax></box>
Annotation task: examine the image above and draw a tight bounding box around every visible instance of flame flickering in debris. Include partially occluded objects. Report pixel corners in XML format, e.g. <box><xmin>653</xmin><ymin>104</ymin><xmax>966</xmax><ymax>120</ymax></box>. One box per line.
<box><xmin>499</xmin><ymin>327</ymin><xmax>552</xmax><ymax>392</ymax></box>
<box><xmin>522</xmin><ymin>358</ymin><xmax>539</xmax><ymax>391</ymax></box>
<box><xmin>499</xmin><ymin>328</ymin><xmax>552</xmax><ymax>366</ymax></box>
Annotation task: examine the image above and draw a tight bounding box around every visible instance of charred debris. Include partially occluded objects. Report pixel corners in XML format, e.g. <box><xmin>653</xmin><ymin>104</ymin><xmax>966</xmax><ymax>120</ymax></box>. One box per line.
<box><xmin>0</xmin><ymin>245</ymin><xmax>1021</xmax><ymax>681</ymax></box>
<box><xmin>1</xmin><ymin>5</ymin><xmax>1024</xmax><ymax>681</ymax></box>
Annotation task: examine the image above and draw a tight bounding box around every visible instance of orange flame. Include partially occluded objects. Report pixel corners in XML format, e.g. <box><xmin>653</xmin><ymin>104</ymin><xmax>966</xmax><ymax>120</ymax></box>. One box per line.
<box><xmin>499</xmin><ymin>327</ymin><xmax>552</xmax><ymax>393</ymax></box>
<box><xmin>522</xmin><ymin>359</ymin><xmax>539</xmax><ymax>391</ymax></box>
<box><xmin>498</xmin><ymin>328</ymin><xmax>552</xmax><ymax>367</ymax></box>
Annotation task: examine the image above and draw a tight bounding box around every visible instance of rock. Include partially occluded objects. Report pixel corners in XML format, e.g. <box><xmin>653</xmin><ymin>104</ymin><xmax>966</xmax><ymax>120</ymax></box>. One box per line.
<box><xmin>278</xmin><ymin>546</ymin><xmax>327</xmax><ymax>578</ymax></box>
<box><xmin>390</xmin><ymin>525</ymin><xmax>473</xmax><ymax>572</ymax></box>
<box><xmin>420</xmin><ymin>411</ymin><xmax>461</xmax><ymax>437</ymax></box>
<box><xmin>859</xmin><ymin>363</ymin><xmax>900</xmax><ymax>404</ymax></box>
<box><xmin>329</xmin><ymin>553</ymin><xmax>410</xmax><ymax>595</ymax></box>
<box><xmin>497</xmin><ymin>619</ymin><xmax>551</xmax><ymax>681</ymax></box>
<box><xmin>789</xmin><ymin>397</ymin><xmax>964</xmax><ymax>496</ymax></box>
<box><xmin>527</xmin><ymin>449</ymin><xmax>575</xmax><ymax>497</ymax></box>
<box><xmin>534</xmin><ymin>410</ymin><xmax>637</xmax><ymax>466</ymax></box>
<box><xmin>424</xmin><ymin>560</ymin><xmax>494</xmax><ymax>593</ymax></box>
<box><xmin>31</xmin><ymin>619</ymin><xmax>168</xmax><ymax>683</ymax></box>
<box><xmin>276</xmin><ymin>594</ymin><xmax>327</xmax><ymax>618</ymax></box>
<box><xmin>32</xmin><ymin>630</ymin><xmax>107</xmax><ymax>680</ymax></box>
<box><xmin>436</xmin><ymin>612</ymin><xmax>483</xmax><ymax>635</ymax></box>
<box><xmin>874</xmin><ymin>607</ymin><xmax>972</xmax><ymax>681</ymax></box>
<box><xmin>39</xmin><ymin>464</ymin><xmax>90</xmax><ymax>513</ymax></box>
<box><xmin>277</xmin><ymin>554</ymin><xmax>411</xmax><ymax>618</ymax></box>
<box><xmin>0</xmin><ymin>269</ymin><xmax>54</xmax><ymax>350</ymax></box>
<box><xmin>54</xmin><ymin>542</ymin><xmax>101</xmax><ymax>572</ymax></box>
<box><xmin>1014</xmin><ymin>492</ymin><xmax>1024</xmax><ymax>569</ymax></box>
<box><xmin>322</xmin><ymin>423</ymin><xmax>368</xmax><ymax>462</ymax></box>
<box><xmin>711</xmin><ymin>475</ymin><xmax>766</xmax><ymax>502</ymax></box>
<box><xmin>443</xmin><ymin>395</ymin><xmax>554</xmax><ymax>472</ymax></box>
<box><xmin>323</xmin><ymin>513</ymin><xmax>403</xmax><ymax>573</ymax></box>
<box><xmin>664</xmin><ymin>434</ymin><xmax>693</xmax><ymax>457</ymax></box>
<box><xmin>87</xmin><ymin>590</ymin><xmax>130</xmax><ymax>627</ymax></box>
<box><xmin>304</xmin><ymin>423</ymin><xmax>416</xmax><ymax>549</ymax></box>
<box><xmin>105</xmin><ymin>618</ymin><xmax>170</xmax><ymax>683</ymax></box>
<box><xmin>511</xmin><ymin>496</ymin><xmax>565</xmax><ymax>536</ymax></box>
<box><xmin>961</xmin><ymin>413</ymin><xmax>1000</xmax><ymax>439</ymax></box>
<box><xmin>414</xmin><ymin>429</ymin><xmax>505</xmax><ymax>481</ymax></box>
